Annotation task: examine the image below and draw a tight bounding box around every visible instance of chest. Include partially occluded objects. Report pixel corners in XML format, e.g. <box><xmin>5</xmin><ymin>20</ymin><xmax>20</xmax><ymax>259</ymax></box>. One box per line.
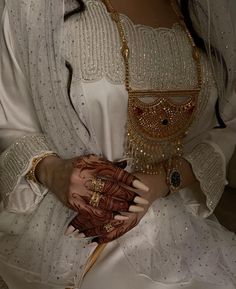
<box><xmin>63</xmin><ymin>0</ymin><xmax>204</xmax><ymax>91</ymax></box>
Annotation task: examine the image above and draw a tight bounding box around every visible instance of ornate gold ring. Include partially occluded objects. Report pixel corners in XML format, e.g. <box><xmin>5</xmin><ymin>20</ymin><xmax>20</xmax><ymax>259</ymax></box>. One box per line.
<box><xmin>91</xmin><ymin>178</ymin><xmax>105</xmax><ymax>193</ymax></box>
<box><xmin>89</xmin><ymin>192</ymin><xmax>102</xmax><ymax>208</ymax></box>
<box><xmin>104</xmin><ymin>223</ymin><xmax>114</xmax><ymax>233</ymax></box>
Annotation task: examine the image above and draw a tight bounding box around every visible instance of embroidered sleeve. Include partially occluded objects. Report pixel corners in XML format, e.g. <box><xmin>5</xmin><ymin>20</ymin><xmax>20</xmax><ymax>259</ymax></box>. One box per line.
<box><xmin>184</xmin><ymin>142</ymin><xmax>227</xmax><ymax>216</ymax></box>
<box><xmin>0</xmin><ymin>134</ymin><xmax>56</xmax><ymax>213</ymax></box>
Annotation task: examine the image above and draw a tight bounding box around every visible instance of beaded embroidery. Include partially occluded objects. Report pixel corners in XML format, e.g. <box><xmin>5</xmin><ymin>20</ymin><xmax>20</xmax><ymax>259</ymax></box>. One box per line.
<box><xmin>102</xmin><ymin>0</ymin><xmax>202</xmax><ymax>174</ymax></box>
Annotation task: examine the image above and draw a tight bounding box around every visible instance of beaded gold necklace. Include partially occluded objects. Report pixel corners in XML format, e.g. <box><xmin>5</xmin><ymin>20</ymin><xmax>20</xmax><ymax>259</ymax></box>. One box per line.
<box><xmin>102</xmin><ymin>0</ymin><xmax>202</xmax><ymax>174</ymax></box>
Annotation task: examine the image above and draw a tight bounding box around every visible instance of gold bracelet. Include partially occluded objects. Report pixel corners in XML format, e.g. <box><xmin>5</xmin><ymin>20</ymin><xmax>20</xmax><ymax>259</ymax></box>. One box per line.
<box><xmin>26</xmin><ymin>152</ymin><xmax>58</xmax><ymax>184</ymax></box>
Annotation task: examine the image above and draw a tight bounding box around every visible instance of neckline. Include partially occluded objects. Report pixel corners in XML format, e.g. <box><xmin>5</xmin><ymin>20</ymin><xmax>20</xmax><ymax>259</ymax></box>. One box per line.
<box><xmin>97</xmin><ymin>0</ymin><xmax>180</xmax><ymax>32</ymax></box>
<box><xmin>120</xmin><ymin>13</ymin><xmax>180</xmax><ymax>33</ymax></box>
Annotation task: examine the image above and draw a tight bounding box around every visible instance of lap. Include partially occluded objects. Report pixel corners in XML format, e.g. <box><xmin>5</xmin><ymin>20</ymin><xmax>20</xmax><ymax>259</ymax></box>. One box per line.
<box><xmin>82</xmin><ymin>242</ymin><xmax>234</xmax><ymax>289</ymax></box>
<box><xmin>0</xmin><ymin>261</ymin><xmax>63</xmax><ymax>289</ymax></box>
<box><xmin>0</xmin><ymin>241</ymin><xmax>235</xmax><ymax>289</ymax></box>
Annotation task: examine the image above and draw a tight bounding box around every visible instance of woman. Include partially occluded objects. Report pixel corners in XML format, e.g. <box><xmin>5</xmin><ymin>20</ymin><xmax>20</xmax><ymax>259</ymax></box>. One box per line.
<box><xmin>0</xmin><ymin>0</ymin><xmax>236</xmax><ymax>288</ymax></box>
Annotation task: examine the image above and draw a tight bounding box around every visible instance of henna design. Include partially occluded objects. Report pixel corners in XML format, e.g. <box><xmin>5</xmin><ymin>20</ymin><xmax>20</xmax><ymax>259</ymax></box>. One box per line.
<box><xmin>66</xmin><ymin>155</ymin><xmax>142</xmax><ymax>233</ymax></box>
<box><xmin>84</xmin><ymin>214</ymin><xmax>139</xmax><ymax>243</ymax></box>
<box><xmin>70</xmin><ymin>202</ymin><xmax>143</xmax><ymax>243</ymax></box>
<box><xmin>70</xmin><ymin>199</ymin><xmax>145</xmax><ymax>244</ymax></box>
<box><xmin>68</xmin><ymin>155</ymin><xmax>137</xmax><ymax>213</ymax></box>
<box><xmin>70</xmin><ymin>204</ymin><xmax>114</xmax><ymax>231</ymax></box>
<box><xmin>83</xmin><ymin>220</ymin><xmax>125</xmax><ymax>238</ymax></box>
<box><xmin>90</xmin><ymin>180</ymin><xmax>136</xmax><ymax>202</ymax></box>
<box><xmin>82</xmin><ymin>193</ymin><xmax>130</xmax><ymax>212</ymax></box>
<box><xmin>73</xmin><ymin>155</ymin><xmax>135</xmax><ymax>186</ymax></box>
<box><xmin>99</xmin><ymin>217</ymin><xmax>138</xmax><ymax>243</ymax></box>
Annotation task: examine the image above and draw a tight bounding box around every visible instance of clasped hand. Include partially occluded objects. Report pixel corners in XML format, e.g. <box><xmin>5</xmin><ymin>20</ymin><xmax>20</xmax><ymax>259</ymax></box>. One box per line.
<box><xmin>38</xmin><ymin>154</ymin><xmax>149</xmax><ymax>243</ymax></box>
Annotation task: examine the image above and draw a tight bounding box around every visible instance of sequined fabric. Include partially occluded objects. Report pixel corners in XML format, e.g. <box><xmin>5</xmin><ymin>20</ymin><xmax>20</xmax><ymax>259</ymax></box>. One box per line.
<box><xmin>64</xmin><ymin>0</ymin><xmax>211</xmax><ymax>117</ymax></box>
<box><xmin>0</xmin><ymin>0</ymin><xmax>235</xmax><ymax>287</ymax></box>
<box><xmin>0</xmin><ymin>135</ymin><xmax>51</xmax><ymax>212</ymax></box>
<box><xmin>185</xmin><ymin>142</ymin><xmax>227</xmax><ymax>212</ymax></box>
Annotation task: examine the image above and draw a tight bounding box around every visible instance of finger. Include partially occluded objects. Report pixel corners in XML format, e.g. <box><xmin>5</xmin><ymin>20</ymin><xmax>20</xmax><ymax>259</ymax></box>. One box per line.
<box><xmin>100</xmin><ymin>181</ymin><xmax>149</xmax><ymax>204</ymax></box>
<box><xmin>96</xmin><ymin>215</ymin><xmax>138</xmax><ymax>244</ymax></box>
<box><xmin>132</xmin><ymin>179</ymin><xmax>149</xmax><ymax>192</ymax></box>
<box><xmin>102</xmin><ymin>167</ymin><xmax>149</xmax><ymax>192</ymax></box>
<box><xmin>84</xmin><ymin>220</ymin><xmax>124</xmax><ymax>238</ymax></box>
<box><xmin>74</xmin><ymin>155</ymin><xmax>148</xmax><ymax>191</ymax></box>
<box><xmin>97</xmin><ymin>194</ymin><xmax>130</xmax><ymax>212</ymax></box>
<box><xmin>65</xmin><ymin>225</ymin><xmax>76</xmax><ymax>236</ymax></box>
<box><xmin>133</xmin><ymin>196</ymin><xmax>149</xmax><ymax>205</ymax></box>
<box><xmin>96</xmin><ymin>165</ymin><xmax>136</xmax><ymax>187</ymax></box>
<box><xmin>84</xmin><ymin>192</ymin><xmax>145</xmax><ymax>213</ymax></box>
<box><xmin>69</xmin><ymin>206</ymin><xmax>114</xmax><ymax>231</ymax></box>
<box><xmin>73</xmin><ymin>155</ymin><xmax>149</xmax><ymax>191</ymax></box>
<box><xmin>100</xmin><ymin>180</ymin><xmax>136</xmax><ymax>201</ymax></box>
<box><xmin>129</xmin><ymin>205</ymin><xmax>144</xmax><ymax>213</ymax></box>
<box><xmin>74</xmin><ymin>231</ymin><xmax>85</xmax><ymax>239</ymax></box>
<box><xmin>107</xmin><ymin>166</ymin><xmax>136</xmax><ymax>187</ymax></box>
<box><xmin>114</xmin><ymin>214</ymin><xmax>129</xmax><ymax>221</ymax></box>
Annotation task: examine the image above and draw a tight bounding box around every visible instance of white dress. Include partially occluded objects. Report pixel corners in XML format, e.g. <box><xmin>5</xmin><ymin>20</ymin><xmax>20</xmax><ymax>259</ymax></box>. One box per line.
<box><xmin>0</xmin><ymin>1</ymin><xmax>236</xmax><ymax>288</ymax></box>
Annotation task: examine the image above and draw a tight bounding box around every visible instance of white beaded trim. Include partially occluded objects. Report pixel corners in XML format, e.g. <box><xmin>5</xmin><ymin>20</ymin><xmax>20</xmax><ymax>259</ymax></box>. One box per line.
<box><xmin>185</xmin><ymin>142</ymin><xmax>226</xmax><ymax>212</ymax></box>
<box><xmin>0</xmin><ymin>135</ymin><xmax>53</xmax><ymax>208</ymax></box>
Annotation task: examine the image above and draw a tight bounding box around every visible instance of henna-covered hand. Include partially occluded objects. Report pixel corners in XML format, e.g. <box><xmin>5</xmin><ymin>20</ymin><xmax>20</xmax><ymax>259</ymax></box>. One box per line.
<box><xmin>36</xmin><ymin>154</ymin><xmax>149</xmax><ymax>229</ymax></box>
<box><xmin>67</xmin><ymin>170</ymin><xmax>170</xmax><ymax>243</ymax></box>
<box><xmin>69</xmin><ymin>155</ymin><xmax>148</xmax><ymax>211</ymax></box>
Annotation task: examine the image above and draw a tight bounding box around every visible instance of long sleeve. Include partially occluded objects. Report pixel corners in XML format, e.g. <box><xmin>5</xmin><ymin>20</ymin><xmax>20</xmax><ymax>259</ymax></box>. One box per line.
<box><xmin>0</xmin><ymin>5</ymin><xmax>54</xmax><ymax>213</ymax></box>
<box><xmin>182</xmin><ymin>88</ymin><xmax>236</xmax><ymax>217</ymax></box>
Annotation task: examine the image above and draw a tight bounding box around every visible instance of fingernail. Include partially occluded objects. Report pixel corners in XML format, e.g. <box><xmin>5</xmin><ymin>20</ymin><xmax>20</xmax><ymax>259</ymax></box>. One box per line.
<box><xmin>134</xmin><ymin>196</ymin><xmax>149</xmax><ymax>205</ymax></box>
<box><xmin>76</xmin><ymin>233</ymin><xmax>85</xmax><ymax>239</ymax></box>
<box><xmin>129</xmin><ymin>205</ymin><xmax>144</xmax><ymax>213</ymax></box>
<box><xmin>65</xmin><ymin>225</ymin><xmax>76</xmax><ymax>236</ymax></box>
<box><xmin>133</xmin><ymin>180</ymin><xmax>149</xmax><ymax>192</ymax></box>
<box><xmin>114</xmin><ymin>215</ymin><xmax>129</xmax><ymax>221</ymax></box>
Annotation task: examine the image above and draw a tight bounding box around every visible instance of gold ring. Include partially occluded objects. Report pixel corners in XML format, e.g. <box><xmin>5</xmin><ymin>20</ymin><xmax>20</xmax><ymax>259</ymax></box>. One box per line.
<box><xmin>104</xmin><ymin>223</ymin><xmax>114</xmax><ymax>233</ymax></box>
<box><xmin>91</xmin><ymin>178</ymin><xmax>105</xmax><ymax>193</ymax></box>
<box><xmin>89</xmin><ymin>192</ymin><xmax>102</xmax><ymax>207</ymax></box>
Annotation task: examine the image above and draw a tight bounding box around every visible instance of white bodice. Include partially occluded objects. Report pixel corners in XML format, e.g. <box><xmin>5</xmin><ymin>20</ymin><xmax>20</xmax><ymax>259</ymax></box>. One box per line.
<box><xmin>63</xmin><ymin>0</ymin><xmax>214</xmax><ymax>161</ymax></box>
<box><xmin>64</xmin><ymin>0</ymin><xmax>202</xmax><ymax>89</ymax></box>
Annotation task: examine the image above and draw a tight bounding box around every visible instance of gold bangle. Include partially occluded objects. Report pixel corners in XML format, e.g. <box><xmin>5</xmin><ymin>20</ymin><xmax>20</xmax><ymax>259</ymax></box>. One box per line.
<box><xmin>26</xmin><ymin>152</ymin><xmax>58</xmax><ymax>184</ymax></box>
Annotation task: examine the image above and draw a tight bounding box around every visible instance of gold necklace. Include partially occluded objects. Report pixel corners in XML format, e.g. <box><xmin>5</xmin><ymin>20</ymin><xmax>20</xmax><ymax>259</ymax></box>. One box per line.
<box><xmin>102</xmin><ymin>0</ymin><xmax>202</xmax><ymax>174</ymax></box>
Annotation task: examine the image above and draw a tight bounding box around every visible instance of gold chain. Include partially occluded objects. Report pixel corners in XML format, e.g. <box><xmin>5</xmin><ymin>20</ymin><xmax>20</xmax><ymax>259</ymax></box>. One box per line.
<box><xmin>101</xmin><ymin>0</ymin><xmax>202</xmax><ymax>174</ymax></box>
<box><xmin>101</xmin><ymin>1</ymin><xmax>131</xmax><ymax>91</ymax></box>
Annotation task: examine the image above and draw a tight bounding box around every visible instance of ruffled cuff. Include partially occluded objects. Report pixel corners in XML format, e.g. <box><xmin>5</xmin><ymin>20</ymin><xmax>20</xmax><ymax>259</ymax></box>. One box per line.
<box><xmin>0</xmin><ymin>135</ymin><xmax>55</xmax><ymax>214</ymax></box>
<box><xmin>183</xmin><ymin>142</ymin><xmax>227</xmax><ymax>217</ymax></box>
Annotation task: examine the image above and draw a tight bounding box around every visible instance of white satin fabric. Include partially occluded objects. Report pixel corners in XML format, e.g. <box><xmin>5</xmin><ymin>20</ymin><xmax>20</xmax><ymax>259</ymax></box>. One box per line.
<box><xmin>0</xmin><ymin>1</ymin><xmax>236</xmax><ymax>289</ymax></box>
<box><xmin>0</xmin><ymin>6</ymin><xmax>41</xmax><ymax>152</ymax></box>
<box><xmin>1</xmin><ymin>240</ymin><xmax>236</xmax><ymax>289</ymax></box>
<box><xmin>75</xmin><ymin>80</ymin><xmax>127</xmax><ymax>162</ymax></box>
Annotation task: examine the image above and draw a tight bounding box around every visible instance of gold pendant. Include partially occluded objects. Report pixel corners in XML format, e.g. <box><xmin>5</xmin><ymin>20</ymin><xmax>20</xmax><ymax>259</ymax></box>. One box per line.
<box><xmin>126</xmin><ymin>89</ymin><xmax>199</xmax><ymax>174</ymax></box>
<box><xmin>102</xmin><ymin>0</ymin><xmax>202</xmax><ymax>174</ymax></box>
